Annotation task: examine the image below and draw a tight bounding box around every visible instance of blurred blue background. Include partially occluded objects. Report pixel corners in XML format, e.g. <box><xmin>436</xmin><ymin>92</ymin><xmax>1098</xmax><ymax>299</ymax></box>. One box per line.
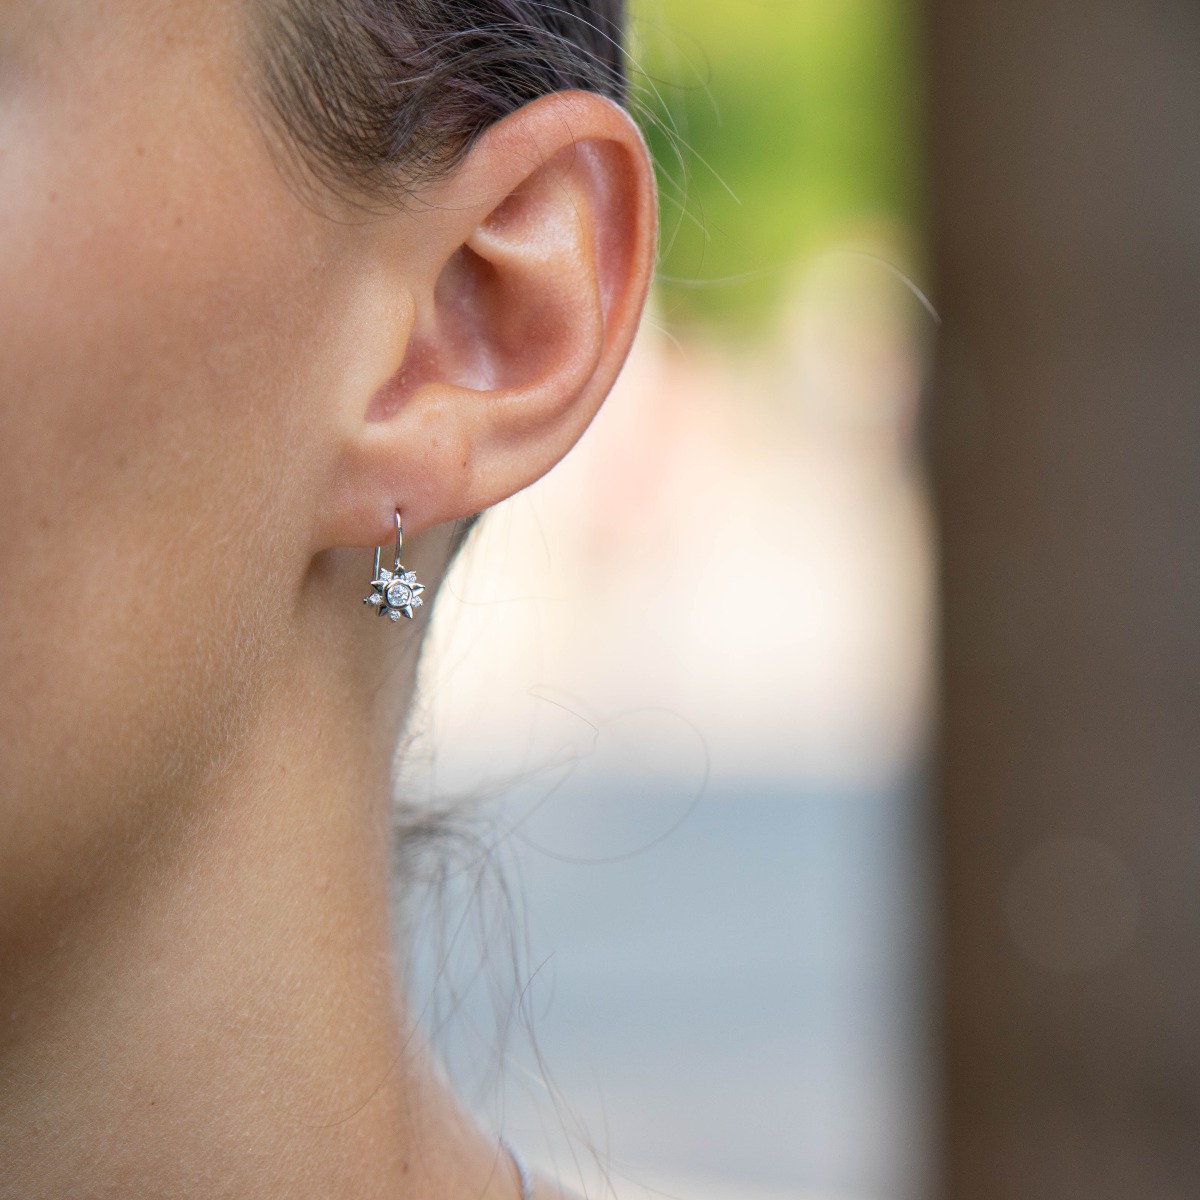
<box><xmin>401</xmin><ymin>3</ymin><xmax>936</xmax><ymax>1197</ymax></box>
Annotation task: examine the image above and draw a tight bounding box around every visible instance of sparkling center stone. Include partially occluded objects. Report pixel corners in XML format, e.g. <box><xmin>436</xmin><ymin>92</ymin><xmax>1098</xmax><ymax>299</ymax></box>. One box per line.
<box><xmin>385</xmin><ymin>580</ymin><xmax>413</xmax><ymax>608</ymax></box>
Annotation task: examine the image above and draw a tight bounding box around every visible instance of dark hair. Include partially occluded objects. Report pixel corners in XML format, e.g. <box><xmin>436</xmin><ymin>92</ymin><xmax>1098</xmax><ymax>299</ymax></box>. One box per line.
<box><xmin>249</xmin><ymin>0</ymin><xmax>629</xmax><ymax>205</ymax></box>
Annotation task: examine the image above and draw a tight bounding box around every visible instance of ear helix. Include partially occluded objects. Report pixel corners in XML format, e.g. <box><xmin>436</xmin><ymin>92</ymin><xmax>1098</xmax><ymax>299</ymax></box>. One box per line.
<box><xmin>362</xmin><ymin>511</ymin><xmax>425</xmax><ymax>622</ymax></box>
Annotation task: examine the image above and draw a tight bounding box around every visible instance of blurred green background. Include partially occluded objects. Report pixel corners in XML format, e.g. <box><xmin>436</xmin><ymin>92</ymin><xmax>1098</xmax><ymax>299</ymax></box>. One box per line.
<box><xmin>629</xmin><ymin>0</ymin><xmax>923</xmax><ymax>338</ymax></box>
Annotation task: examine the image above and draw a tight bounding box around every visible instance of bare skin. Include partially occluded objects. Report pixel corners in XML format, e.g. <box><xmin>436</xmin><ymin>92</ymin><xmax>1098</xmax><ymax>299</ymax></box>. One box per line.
<box><xmin>0</xmin><ymin>1</ymin><xmax>657</xmax><ymax>1197</ymax></box>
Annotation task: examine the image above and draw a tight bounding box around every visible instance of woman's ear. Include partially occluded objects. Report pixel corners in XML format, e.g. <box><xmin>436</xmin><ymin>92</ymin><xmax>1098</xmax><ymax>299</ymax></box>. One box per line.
<box><xmin>322</xmin><ymin>88</ymin><xmax>658</xmax><ymax>549</ymax></box>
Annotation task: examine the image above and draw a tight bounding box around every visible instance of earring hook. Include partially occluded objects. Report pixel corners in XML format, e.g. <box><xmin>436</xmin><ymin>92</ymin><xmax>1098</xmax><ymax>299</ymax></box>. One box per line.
<box><xmin>364</xmin><ymin>511</ymin><xmax>425</xmax><ymax>622</ymax></box>
<box><xmin>372</xmin><ymin>511</ymin><xmax>404</xmax><ymax>579</ymax></box>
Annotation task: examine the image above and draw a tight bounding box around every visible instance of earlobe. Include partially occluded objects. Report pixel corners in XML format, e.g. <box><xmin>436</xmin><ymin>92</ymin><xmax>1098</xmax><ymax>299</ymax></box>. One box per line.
<box><xmin>324</xmin><ymin>89</ymin><xmax>657</xmax><ymax>552</ymax></box>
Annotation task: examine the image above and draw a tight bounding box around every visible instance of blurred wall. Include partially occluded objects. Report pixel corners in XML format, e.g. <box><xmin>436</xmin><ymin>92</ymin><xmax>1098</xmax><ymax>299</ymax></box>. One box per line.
<box><xmin>930</xmin><ymin>2</ymin><xmax>1200</xmax><ymax>1196</ymax></box>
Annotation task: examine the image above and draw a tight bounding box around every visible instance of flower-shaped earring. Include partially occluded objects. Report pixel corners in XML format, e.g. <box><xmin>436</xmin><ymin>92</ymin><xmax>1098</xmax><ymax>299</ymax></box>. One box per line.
<box><xmin>363</xmin><ymin>511</ymin><xmax>425</xmax><ymax>622</ymax></box>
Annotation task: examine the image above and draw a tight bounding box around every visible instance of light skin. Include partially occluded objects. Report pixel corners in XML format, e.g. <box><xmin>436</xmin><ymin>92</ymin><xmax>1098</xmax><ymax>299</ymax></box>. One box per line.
<box><xmin>0</xmin><ymin>0</ymin><xmax>657</xmax><ymax>1196</ymax></box>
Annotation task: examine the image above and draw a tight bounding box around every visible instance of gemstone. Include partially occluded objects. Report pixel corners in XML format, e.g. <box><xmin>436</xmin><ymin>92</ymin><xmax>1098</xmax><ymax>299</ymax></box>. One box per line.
<box><xmin>366</xmin><ymin>593</ymin><xmax>383</xmax><ymax>606</ymax></box>
<box><xmin>387</xmin><ymin>608</ymin><xmax>403</xmax><ymax>622</ymax></box>
<box><xmin>386</xmin><ymin>580</ymin><xmax>413</xmax><ymax>608</ymax></box>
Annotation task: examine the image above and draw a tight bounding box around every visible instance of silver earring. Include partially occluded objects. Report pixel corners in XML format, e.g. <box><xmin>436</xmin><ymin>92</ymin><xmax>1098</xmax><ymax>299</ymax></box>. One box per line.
<box><xmin>363</xmin><ymin>511</ymin><xmax>425</xmax><ymax>621</ymax></box>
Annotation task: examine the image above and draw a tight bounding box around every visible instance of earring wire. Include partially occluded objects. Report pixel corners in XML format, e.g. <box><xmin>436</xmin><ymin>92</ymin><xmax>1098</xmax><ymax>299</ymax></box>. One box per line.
<box><xmin>372</xmin><ymin>510</ymin><xmax>404</xmax><ymax>579</ymax></box>
<box><xmin>363</xmin><ymin>511</ymin><xmax>425</xmax><ymax>621</ymax></box>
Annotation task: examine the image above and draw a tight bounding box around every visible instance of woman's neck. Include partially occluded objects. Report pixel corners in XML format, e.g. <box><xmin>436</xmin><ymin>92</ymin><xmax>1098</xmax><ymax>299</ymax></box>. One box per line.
<box><xmin>0</xmin><ymin>637</ymin><xmax>517</xmax><ymax>1200</ymax></box>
